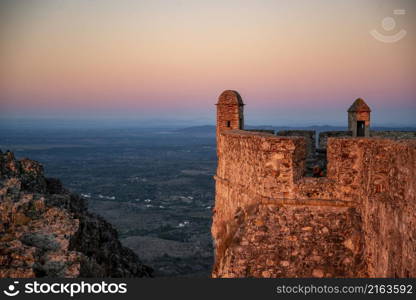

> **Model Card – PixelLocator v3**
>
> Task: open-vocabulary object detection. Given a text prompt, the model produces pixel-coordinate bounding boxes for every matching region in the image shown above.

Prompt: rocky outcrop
[0,150,152,278]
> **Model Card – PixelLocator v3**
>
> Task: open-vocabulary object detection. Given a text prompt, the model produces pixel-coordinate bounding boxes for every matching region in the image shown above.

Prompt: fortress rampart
[319,130,416,150]
[212,90,416,278]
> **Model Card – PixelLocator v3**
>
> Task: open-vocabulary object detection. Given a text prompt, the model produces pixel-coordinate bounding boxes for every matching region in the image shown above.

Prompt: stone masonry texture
[212,92,416,278]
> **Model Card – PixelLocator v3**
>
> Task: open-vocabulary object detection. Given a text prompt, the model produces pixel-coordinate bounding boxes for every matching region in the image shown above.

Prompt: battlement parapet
[217,130,306,199]
[213,90,416,278]
[276,130,316,158]
[318,131,351,149]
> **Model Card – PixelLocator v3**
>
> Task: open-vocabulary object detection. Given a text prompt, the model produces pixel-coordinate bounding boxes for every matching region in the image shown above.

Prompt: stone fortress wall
[319,130,416,150]
[212,90,416,278]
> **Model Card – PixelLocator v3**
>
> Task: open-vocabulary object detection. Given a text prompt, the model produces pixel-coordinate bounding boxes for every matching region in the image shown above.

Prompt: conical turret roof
[348,98,371,112]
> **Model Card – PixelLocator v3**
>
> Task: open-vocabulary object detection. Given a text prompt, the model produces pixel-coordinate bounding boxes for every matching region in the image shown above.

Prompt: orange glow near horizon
[0,0,415,125]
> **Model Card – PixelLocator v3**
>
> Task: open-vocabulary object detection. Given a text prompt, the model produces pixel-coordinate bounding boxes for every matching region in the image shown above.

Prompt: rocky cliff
[0,150,152,278]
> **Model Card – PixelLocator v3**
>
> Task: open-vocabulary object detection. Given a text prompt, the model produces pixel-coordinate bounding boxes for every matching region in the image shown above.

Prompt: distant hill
[172,125,216,136]
[372,126,416,131]
[173,125,215,133]
[173,125,416,136]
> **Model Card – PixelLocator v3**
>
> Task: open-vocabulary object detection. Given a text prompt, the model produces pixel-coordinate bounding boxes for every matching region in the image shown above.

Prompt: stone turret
[348,98,371,137]
[216,90,244,139]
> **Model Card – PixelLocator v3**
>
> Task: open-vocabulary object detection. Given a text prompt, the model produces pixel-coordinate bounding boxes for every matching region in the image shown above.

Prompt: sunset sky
[0,0,415,126]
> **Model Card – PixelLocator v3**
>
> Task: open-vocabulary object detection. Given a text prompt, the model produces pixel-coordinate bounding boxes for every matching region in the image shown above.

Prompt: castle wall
[325,138,365,202]
[213,130,306,272]
[213,130,416,277]
[213,204,365,278]
[358,139,416,277]
[315,138,416,277]
[216,130,306,199]
[276,130,316,158]
[318,131,351,149]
